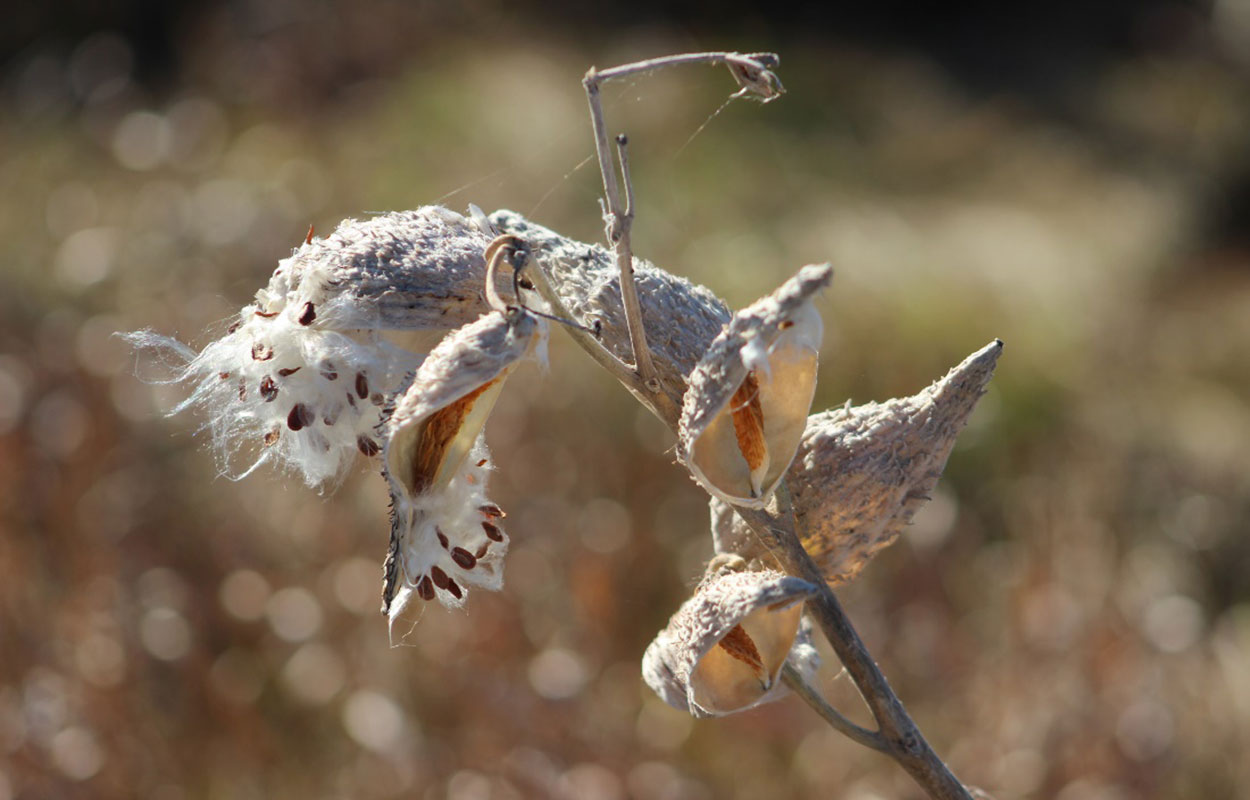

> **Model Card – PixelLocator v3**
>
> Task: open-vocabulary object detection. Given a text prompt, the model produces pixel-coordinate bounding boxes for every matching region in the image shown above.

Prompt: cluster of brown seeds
[409,507,507,604]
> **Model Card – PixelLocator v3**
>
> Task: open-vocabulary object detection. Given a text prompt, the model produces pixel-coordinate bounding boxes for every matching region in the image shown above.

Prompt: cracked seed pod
[381,307,543,632]
[711,340,1003,583]
[489,209,732,410]
[123,206,511,486]
[679,264,831,507]
[642,555,818,718]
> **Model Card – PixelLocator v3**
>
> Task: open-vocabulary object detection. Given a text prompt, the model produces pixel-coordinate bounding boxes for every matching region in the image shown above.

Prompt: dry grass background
[2,5,1250,799]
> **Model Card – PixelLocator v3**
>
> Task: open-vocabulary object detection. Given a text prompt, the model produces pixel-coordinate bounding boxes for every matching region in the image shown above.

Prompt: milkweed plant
[128,52,1001,800]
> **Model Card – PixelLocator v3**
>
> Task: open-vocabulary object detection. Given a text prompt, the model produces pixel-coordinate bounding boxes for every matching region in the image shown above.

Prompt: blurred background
[3,1,1250,798]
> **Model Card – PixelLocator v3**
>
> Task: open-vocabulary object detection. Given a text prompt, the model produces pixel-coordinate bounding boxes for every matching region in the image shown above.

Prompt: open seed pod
[122,205,515,487]
[679,264,831,508]
[381,306,543,629]
[710,340,1003,583]
[642,555,819,718]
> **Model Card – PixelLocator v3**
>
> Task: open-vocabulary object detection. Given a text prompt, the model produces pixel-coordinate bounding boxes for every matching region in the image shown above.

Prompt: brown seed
[263,430,280,446]
[474,543,488,559]
[370,392,384,406]
[476,458,488,467]
[717,624,766,678]
[355,372,369,399]
[445,579,462,599]
[346,392,357,409]
[436,528,449,549]
[304,224,314,246]
[297,302,316,326]
[778,319,795,330]
[451,547,477,570]
[259,375,278,402]
[251,342,274,361]
[321,370,337,381]
[287,403,312,431]
[482,521,504,542]
[278,367,301,377]
[227,321,241,334]
[322,408,337,426]
[416,575,435,601]
[218,371,230,380]
[238,379,247,401]
[430,566,450,590]
[479,504,505,519]
[356,436,380,457]
[254,310,278,318]
[729,371,767,474]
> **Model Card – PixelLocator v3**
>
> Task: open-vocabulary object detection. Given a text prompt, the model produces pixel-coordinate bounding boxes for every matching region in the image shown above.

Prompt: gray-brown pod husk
[642,557,819,717]
[263,206,515,332]
[489,209,733,411]
[711,340,1003,583]
[381,308,542,626]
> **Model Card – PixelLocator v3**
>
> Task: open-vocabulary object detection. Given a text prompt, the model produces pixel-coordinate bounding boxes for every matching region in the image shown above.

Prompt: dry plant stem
[735,502,973,800]
[521,250,677,420]
[577,50,968,799]
[587,51,780,85]
[781,662,886,753]
[584,72,659,395]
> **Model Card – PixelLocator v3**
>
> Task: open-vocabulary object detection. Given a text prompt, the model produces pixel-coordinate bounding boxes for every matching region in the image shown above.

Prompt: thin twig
[581,52,783,398]
[589,52,785,101]
[583,76,659,394]
[781,663,886,753]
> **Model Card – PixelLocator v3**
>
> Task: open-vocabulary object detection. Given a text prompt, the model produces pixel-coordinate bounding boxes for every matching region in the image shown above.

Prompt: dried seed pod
[642,557,818,718]
[679,264,831,507]
[269,206,517,332]
[711,340,1004,583]
[381,307,543,632]
[122,206,523,487]
[488,209,733,410]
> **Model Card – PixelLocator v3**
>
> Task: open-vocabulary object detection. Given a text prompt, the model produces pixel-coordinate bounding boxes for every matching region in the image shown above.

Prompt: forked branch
[583,52,785,400]
[563,51,973,800]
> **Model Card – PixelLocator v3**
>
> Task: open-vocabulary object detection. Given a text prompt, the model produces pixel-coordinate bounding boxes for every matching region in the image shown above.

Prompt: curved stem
[735,501,973,800]
[781,662,887,753]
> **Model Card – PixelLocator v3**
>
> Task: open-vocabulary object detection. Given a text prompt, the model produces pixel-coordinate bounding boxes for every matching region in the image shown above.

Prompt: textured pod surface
[381,309,542,629]
[123,205,512,486]
[711,340,1003,583]
[680,264,831,507]
[489,209,732,409]
[642,559,818,718]
[266,205,510,332]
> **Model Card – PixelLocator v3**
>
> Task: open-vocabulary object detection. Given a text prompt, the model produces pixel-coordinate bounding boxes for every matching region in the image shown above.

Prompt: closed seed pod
[710,340,1003,583]
[381,306,543,632]
[642,555,818,718]
[679,264,831,508]
[489,209,733,411]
